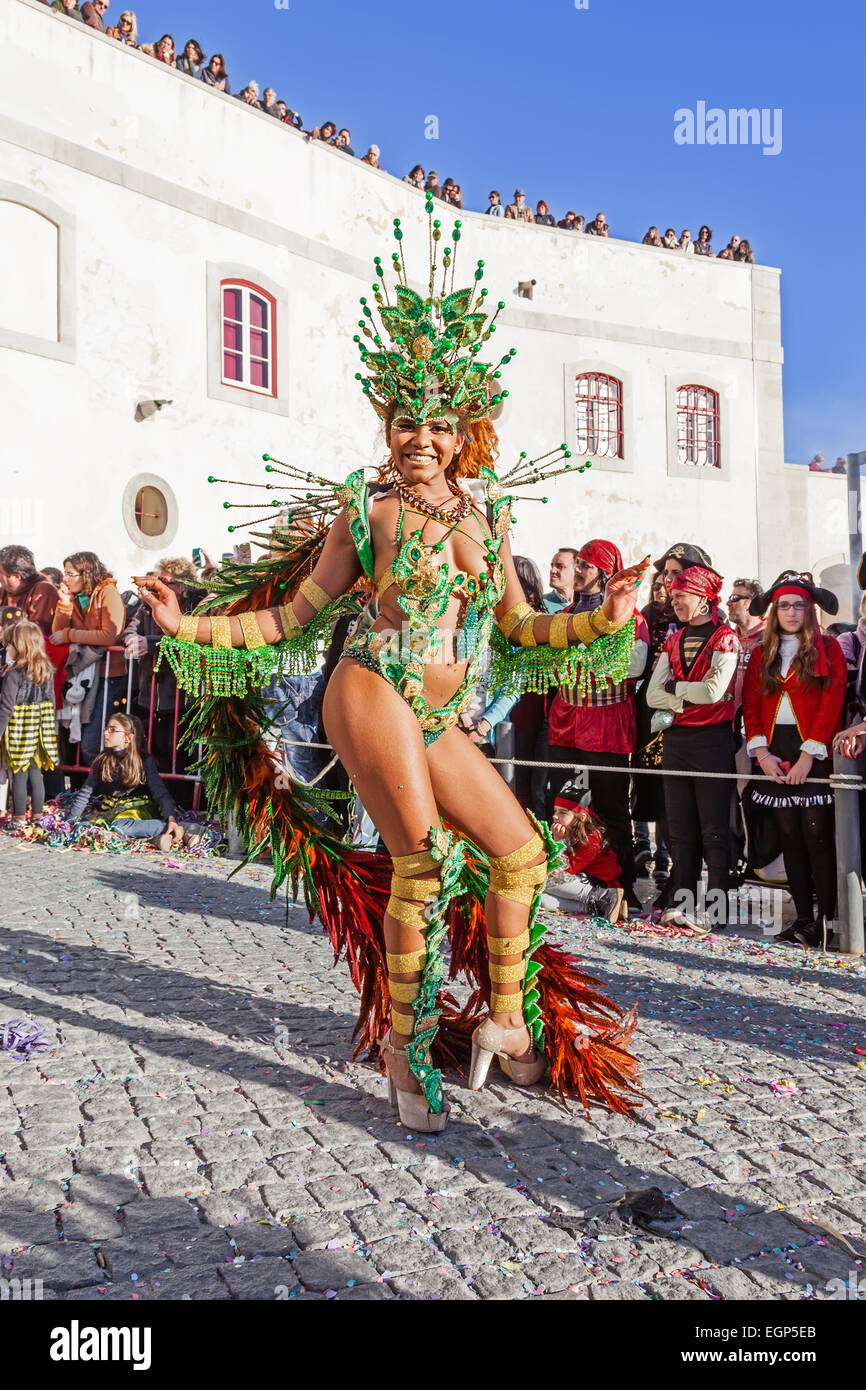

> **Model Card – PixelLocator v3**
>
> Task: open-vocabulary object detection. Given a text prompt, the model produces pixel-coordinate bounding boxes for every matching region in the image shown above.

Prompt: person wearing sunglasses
[742,573,847,948]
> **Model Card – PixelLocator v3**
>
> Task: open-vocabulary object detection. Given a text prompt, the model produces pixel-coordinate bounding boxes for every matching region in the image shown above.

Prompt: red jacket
[742,637,846,752]
[565,820,621,885]
[665,621,740,728]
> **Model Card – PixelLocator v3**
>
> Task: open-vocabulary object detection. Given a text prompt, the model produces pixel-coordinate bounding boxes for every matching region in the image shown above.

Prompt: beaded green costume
[155,203,641,1116]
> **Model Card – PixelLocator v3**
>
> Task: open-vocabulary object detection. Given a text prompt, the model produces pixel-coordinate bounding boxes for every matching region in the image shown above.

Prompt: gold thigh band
[386,896,430,929]
[487,929,530,956]
[391,849,438,876]
[386,948,426,973]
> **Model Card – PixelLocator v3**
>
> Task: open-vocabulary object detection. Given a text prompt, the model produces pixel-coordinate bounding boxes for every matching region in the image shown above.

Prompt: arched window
[220,279,277,396]
[574,372,623,459]
[676,385,720,468]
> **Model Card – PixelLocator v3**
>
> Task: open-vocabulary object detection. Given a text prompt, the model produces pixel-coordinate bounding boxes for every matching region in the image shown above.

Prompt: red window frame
[574,372,623,459]
[676,385,720,468]
[220,278,278,398]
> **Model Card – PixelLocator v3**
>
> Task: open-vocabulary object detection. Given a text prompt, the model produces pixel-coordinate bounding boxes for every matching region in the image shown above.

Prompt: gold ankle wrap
[491,834,544,872]
[487,928,530,956]
[391,849,438,876]
[386,896,430,929]
[386,948,426,973]
[490,990,522,1013]
[389,980,421,1003]
[489,960,527,983]
[390,875,438,902]
[489,861,548,905]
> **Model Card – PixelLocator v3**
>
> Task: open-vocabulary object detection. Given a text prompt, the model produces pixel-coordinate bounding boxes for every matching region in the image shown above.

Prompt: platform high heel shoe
[468,922,546,1091]
[381,1030,449,1132]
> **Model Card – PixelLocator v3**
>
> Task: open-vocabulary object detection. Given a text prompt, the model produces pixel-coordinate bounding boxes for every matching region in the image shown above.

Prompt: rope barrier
[273,737,858,787]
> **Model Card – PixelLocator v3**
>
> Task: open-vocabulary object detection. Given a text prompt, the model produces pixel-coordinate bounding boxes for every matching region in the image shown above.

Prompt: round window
[134,485,168,537]
[123,473,178,550]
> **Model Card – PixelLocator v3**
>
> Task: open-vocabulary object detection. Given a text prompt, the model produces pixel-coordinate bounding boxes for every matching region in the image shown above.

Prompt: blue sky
[126,0,865,467]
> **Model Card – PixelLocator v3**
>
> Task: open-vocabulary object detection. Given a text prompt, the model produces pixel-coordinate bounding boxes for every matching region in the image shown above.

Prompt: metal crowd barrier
[54,646,202,810]
[49,653,865,954]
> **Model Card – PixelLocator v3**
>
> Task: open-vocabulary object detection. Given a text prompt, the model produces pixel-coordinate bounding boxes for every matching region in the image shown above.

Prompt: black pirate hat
[748,570,839,619]
[653,541,713,573]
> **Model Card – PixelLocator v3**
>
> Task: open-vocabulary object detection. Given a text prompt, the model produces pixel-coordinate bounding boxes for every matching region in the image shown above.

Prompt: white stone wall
[1,0,787,597]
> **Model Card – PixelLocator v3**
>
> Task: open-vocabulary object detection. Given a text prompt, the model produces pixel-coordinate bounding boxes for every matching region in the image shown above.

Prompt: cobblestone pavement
[1,836,864,1303]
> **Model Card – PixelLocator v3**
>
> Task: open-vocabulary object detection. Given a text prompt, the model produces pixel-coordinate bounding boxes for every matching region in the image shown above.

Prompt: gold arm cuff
[278,604,300,639]
[489,862,549,905]
[210,616,232,649]
[518,615,538,648]
[391,849,438,876]
[489,960,527,984]
[238,611,266,650]
[388,980,421,1003]
[386,896,430,929]
[386,948,427,973]
[491,990,523,1013]
[491,834,545,873]
[589,607,621,636]
[375,565,396,604]
[176,615,199,643]
[570,611,596,646]
[390,875,438,902]
[549,613,570,649]
[498,600,534,641]
[299,576,332,613]
[487,929,530,956]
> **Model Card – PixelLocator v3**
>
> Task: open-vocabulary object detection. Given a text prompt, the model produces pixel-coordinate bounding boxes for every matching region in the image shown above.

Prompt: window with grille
[676,385,720,468]
[574,372,623,459]
[221,280,276,396]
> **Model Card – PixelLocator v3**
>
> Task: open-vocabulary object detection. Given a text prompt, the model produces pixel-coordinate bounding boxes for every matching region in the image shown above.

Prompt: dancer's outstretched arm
[494,535,649,647]
[134,512,363,644]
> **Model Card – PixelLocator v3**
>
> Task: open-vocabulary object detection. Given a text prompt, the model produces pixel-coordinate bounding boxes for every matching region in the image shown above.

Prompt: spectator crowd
[1,526,862,948]
[40,1,758,263]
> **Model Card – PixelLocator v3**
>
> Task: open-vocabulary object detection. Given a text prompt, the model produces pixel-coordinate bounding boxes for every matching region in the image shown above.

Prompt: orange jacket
[52,578,126,678]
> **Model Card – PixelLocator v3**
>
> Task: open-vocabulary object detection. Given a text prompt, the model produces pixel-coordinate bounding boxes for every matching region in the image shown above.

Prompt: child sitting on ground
[540,783,624,922]
[66,712,202,851]
[0,619,60,829]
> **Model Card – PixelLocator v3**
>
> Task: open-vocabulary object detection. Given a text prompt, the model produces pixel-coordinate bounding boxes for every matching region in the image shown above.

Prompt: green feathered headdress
[353,200,516,423]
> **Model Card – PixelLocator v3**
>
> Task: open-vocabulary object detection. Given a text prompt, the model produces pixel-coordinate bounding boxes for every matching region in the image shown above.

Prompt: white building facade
[1,0,800,596]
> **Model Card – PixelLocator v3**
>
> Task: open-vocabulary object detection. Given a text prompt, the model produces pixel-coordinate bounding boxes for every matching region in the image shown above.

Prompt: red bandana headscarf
[773,583,829,677]
[669,565,724,619]
[578,539,623,577]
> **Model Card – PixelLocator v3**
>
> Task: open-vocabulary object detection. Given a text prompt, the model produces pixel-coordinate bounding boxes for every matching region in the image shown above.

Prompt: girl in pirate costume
[647,566,740,933]
[135,208,648,1131]
[743,573,846,948]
